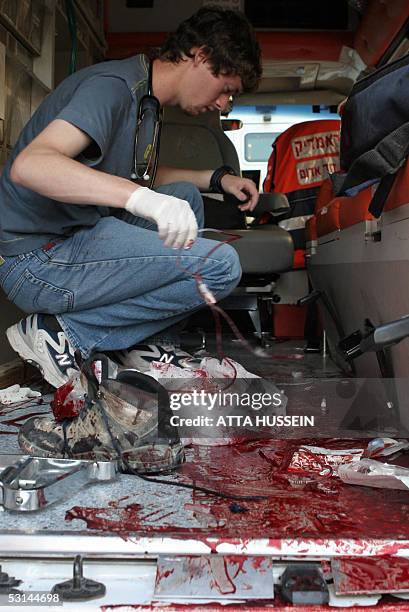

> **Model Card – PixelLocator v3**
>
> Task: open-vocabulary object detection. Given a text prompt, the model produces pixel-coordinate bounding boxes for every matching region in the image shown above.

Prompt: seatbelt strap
[368,172,398,218]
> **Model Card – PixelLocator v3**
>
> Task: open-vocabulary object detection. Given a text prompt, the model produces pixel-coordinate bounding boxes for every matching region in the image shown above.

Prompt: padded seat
[339,188,373,228]
[384,157,409,213]
[159,106,294,280]
[316,199,341,237]
[313,181,374,238]
[158,105,294,340]
[205,226,294,275]
[315,177,335,212]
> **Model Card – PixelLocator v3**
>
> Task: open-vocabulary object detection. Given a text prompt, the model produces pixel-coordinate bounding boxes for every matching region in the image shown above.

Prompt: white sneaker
[113,343,194,373]
[6,314,77,388]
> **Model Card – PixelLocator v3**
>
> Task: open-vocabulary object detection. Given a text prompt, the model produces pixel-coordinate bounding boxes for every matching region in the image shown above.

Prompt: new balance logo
[55,354,73,367]
[159,353,174,364]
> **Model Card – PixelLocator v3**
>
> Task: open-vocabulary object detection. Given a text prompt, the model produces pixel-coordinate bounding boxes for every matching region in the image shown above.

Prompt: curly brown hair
[159,6,262,93]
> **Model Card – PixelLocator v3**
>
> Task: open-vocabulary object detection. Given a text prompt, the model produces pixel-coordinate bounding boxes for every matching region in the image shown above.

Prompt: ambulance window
[244,133,279,162]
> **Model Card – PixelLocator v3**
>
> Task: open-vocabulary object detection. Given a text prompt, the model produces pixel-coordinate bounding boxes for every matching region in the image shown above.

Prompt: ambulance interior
[0,0,409,606]
[154,0,409,428]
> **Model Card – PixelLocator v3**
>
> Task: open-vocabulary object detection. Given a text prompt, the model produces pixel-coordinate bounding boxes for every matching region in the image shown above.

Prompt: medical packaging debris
[338,459,409,491]
[287,445,364,477]
[0,384,41,406]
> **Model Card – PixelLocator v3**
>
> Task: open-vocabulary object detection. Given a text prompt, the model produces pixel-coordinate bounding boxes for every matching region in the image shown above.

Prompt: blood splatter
[155,566,174,584]
[333,556,409,595]
[65,438,409,546]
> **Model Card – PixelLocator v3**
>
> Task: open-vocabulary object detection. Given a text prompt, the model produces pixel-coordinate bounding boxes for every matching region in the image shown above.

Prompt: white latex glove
[0,384,41,405]
[125,187,198,249]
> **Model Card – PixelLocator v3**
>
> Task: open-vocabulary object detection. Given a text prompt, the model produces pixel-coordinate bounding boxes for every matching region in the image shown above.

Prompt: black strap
[268,142,278,192]
[81,352,110,401]
[368,172,398,218]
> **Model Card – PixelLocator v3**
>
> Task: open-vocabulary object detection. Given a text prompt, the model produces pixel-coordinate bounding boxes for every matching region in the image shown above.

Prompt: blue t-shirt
[0,54,150,255]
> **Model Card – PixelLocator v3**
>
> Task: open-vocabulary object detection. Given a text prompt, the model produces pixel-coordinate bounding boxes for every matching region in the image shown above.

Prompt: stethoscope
[130,59,163,189]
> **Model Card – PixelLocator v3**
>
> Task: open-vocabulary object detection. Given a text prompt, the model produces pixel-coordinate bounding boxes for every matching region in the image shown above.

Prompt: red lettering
[293,139,303,156]
[325,135,334,148]
[316,136,325,150]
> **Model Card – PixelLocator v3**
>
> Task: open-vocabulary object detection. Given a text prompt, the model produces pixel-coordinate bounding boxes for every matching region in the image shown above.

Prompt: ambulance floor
[0,337,407,559]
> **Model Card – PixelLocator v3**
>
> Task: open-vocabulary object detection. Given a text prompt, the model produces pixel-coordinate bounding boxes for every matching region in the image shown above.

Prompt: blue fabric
[344,178,379,197]
[0,183,241,357]
[0,55,149,255]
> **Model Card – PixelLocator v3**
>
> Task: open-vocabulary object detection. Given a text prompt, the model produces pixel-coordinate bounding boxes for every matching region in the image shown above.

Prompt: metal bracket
[0,455,118,512]
[339,314,409,362]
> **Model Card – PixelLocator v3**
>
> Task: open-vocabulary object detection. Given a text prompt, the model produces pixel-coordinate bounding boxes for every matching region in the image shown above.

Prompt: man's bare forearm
[10,149,138,209]
[155,166,213,191]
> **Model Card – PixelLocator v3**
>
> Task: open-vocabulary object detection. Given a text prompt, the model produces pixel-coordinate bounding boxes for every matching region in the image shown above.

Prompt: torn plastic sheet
[338,459,409,491]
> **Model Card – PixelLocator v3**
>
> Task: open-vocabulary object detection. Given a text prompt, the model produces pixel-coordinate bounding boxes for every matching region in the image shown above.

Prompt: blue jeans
[0,182,241,357]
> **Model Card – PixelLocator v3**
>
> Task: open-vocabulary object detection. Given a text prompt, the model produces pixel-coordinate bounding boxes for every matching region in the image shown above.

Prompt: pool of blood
[65,438,409,542]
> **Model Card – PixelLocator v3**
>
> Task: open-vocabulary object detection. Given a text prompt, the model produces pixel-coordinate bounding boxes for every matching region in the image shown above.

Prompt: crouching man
[0,6,261,468]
